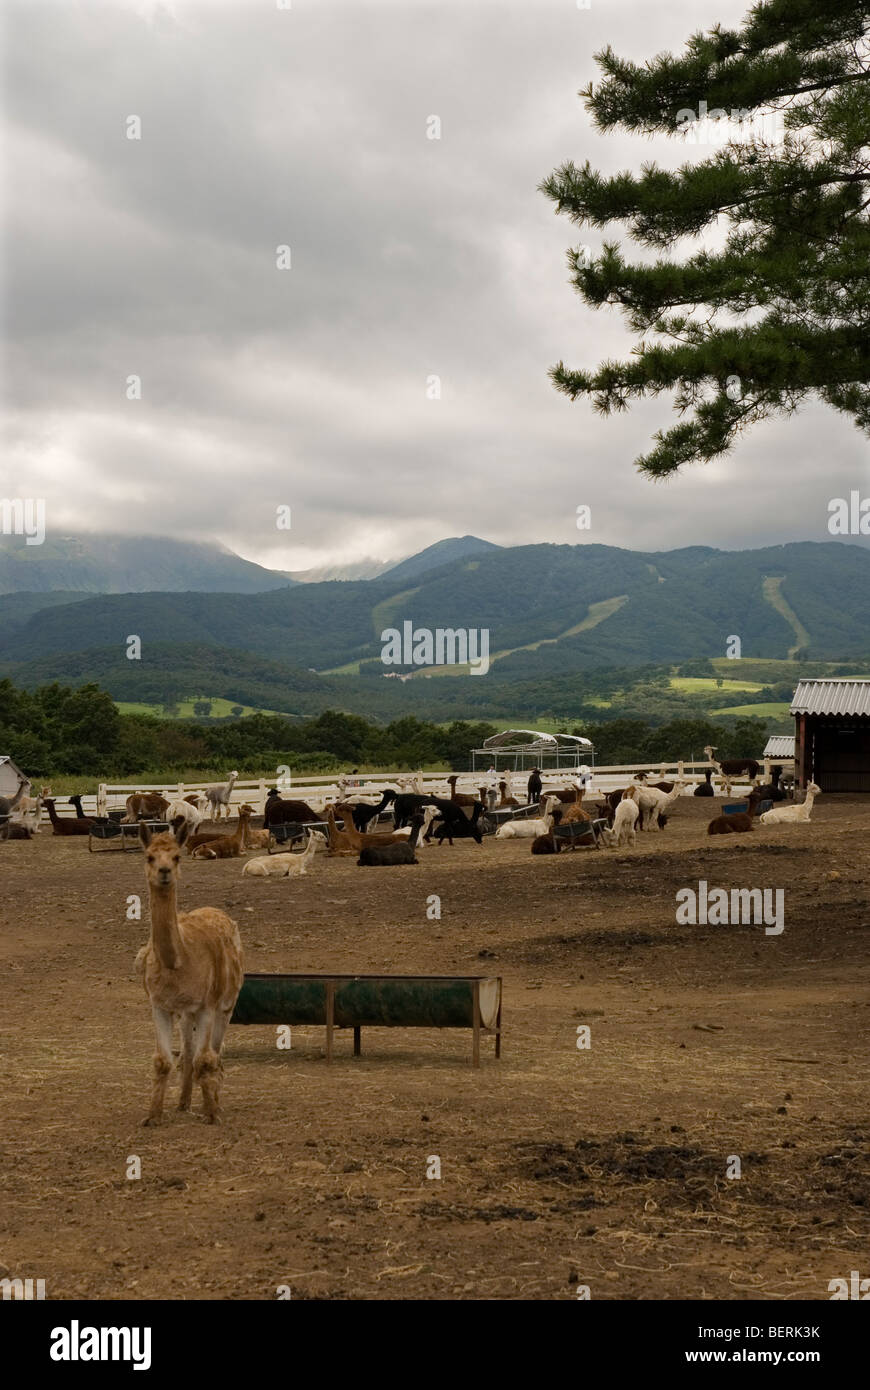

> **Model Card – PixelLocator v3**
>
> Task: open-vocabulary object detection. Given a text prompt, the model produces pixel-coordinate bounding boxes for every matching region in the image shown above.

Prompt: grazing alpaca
[123,792,170,824]
[43,797,93,836]
[430,810,484,846]
[263,794,324,827]
[243,829,320,877]
[0,776,29,841]
[350,789,396,830]
[600,790,640,848]
[357,814,426,866]
[135,821,243,1124]
[165,798,206,830]
[201,771,238,820]
[707,790,763,836]
[190,808,252,859]
[760,782,821,825]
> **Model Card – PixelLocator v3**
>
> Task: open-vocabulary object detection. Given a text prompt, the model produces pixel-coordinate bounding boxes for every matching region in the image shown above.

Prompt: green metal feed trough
[232,973,502,1067]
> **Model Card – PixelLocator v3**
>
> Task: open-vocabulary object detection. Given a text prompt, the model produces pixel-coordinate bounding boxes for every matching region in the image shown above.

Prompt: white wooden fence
[29,755,792,821]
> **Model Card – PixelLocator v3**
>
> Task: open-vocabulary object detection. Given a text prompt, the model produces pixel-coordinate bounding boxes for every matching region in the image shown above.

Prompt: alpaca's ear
[139,821,152,848]
[173,819,189,849]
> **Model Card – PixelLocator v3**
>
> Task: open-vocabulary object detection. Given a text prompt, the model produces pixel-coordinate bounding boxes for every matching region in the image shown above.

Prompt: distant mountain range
[0,533,295,595]
[0,530,500,595]
[2,541,869,719]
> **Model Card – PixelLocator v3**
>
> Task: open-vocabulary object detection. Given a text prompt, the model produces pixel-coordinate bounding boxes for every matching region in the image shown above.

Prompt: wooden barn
[0,755,28,799]
[791,680,870,792]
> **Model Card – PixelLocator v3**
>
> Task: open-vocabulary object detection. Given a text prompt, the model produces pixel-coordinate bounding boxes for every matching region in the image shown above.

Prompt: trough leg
[495,982,503,1059]
[325,981,335,1063]
[472,981,480,1069]
[353,1025,361,1057]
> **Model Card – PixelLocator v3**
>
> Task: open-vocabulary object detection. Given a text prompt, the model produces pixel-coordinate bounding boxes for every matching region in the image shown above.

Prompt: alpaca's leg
[193,1009,221,1121]
[144,1006,174,1125]
[209,1008,234,1073]
[178,1013,195,1111]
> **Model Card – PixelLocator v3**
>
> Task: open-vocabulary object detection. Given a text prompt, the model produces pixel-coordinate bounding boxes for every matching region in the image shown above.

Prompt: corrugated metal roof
[763,735,794,757]
[790,679,870,716]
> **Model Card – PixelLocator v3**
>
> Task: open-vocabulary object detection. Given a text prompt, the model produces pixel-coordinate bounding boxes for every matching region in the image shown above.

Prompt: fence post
[259,778,266,813]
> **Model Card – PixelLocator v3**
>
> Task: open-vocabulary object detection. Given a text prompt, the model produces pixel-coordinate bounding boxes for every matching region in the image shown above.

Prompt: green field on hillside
[669,676,764,693]
[116,697,286,720]
[714,701,792,719]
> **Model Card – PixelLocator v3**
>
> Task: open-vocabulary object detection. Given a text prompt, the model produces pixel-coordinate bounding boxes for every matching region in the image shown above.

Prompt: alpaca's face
[143,833,182,890]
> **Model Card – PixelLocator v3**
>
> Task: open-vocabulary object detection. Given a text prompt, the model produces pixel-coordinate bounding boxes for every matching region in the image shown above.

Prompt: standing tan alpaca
[136,821,244,1125]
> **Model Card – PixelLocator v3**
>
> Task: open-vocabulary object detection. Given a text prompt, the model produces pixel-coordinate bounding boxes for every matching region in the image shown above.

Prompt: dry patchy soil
[1,796,868,1301]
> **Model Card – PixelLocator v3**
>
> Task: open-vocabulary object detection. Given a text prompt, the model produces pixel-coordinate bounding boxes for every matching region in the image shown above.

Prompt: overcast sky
[3,0,866,572]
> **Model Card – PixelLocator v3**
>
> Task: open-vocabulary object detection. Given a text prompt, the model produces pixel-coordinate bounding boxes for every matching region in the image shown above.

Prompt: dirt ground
[1,794,868,1302]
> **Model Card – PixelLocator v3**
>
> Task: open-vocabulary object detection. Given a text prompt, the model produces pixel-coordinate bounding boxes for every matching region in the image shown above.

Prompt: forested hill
[2,542,868,681]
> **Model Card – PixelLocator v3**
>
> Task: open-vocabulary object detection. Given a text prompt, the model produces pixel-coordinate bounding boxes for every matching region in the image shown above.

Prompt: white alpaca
[630,780,688,830]
[495,796,559,840]
[760,782,821,825]
[601,793,639,848]
[204,771,238,819]
[242,831,320,878]
[165,798,206,829]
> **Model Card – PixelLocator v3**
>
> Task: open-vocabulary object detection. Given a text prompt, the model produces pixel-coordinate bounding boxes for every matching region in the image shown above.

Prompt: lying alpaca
[43,797,93,837]
[326,807,355,856]
[191,808,252,859]
[357,814,426,865]
[531,808,564,854]
[759,782,821,825]
[707,790,763,836]
[243,829,320,877]
[495,796,560,840]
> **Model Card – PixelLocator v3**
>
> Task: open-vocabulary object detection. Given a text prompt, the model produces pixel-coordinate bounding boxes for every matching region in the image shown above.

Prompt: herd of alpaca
[0,759,826,1126]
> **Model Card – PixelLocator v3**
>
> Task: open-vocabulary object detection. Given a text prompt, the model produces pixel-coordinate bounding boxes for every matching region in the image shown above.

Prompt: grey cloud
[3,0,866,570]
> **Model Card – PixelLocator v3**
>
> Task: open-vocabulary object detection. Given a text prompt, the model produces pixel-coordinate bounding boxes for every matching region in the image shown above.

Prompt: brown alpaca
[334,803,418,850]
[497,780,520,808]
[43,797,92,836]
[326,806,355,856]
[136,821,243,1124]
[239,804,270,850]
[186,806,247,853]
[707,791,763,836]
[446,775,480,808]
[122,792,170,823]
[562,788,591,824]
[191,807,252,859]
[545,785,586,805]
